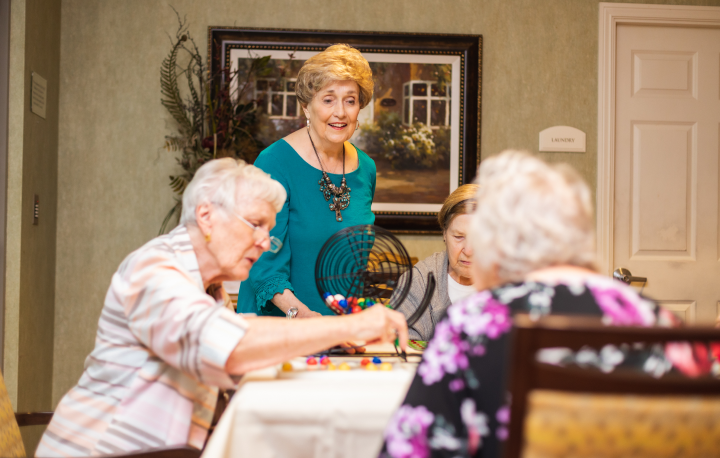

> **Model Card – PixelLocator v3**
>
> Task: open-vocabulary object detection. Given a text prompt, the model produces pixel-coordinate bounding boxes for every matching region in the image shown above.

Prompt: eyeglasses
[234,212,283,254]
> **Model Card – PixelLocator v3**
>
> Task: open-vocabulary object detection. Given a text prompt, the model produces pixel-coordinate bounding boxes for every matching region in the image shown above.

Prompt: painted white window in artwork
[254,78,300,119]
[402,80,451,128]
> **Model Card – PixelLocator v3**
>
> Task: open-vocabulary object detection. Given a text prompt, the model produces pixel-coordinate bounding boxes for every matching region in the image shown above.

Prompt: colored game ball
[306,357,318,365]
[372,357,382,364]
[379,362,393,371]
[351,305,362,314]
[330,300,343,314]
[339,299,348,308]
[323,292,332,300]
[338,362,351,371]
[320,356,330,366]
[365,363,377,371]
[334,294,345,302]
[327,363,336,371]
[281,362,293,372]
[360,358,370,367]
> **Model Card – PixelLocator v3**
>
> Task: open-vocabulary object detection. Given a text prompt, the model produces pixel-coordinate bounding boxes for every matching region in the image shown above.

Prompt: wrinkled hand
[296,308,323,319]
[347,305,408,351]
[337,341,366,354]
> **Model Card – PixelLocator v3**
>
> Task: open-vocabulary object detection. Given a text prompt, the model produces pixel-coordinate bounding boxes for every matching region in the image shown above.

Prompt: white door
[614,24,720,324]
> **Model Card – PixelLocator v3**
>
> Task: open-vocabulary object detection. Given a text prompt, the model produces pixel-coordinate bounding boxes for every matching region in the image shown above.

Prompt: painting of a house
[230,49,461,213]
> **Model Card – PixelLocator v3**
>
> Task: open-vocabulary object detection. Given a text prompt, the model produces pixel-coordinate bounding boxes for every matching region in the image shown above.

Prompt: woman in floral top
[380,151,683,458]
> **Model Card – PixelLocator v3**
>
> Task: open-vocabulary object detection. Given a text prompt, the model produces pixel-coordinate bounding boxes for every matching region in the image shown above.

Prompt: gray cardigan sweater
[396,251,451,341]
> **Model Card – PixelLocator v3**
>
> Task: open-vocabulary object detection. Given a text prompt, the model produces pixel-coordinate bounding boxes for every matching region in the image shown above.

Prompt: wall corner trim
[4,0,26,408]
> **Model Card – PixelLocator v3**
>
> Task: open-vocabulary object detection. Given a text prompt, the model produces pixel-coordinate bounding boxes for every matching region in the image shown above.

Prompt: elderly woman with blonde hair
[37,159,407,457]
[237,44,377,331]
[379,151,676,458]
[396,184,479,340]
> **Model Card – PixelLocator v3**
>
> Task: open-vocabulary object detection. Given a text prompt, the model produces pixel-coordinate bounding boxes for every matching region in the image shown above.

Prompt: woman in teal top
[237,44,377,318]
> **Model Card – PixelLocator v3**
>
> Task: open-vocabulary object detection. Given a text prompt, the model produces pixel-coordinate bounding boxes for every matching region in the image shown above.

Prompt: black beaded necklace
[307,128,351,222]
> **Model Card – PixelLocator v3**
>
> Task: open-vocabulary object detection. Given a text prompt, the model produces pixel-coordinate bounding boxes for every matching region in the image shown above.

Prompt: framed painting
[208,27,482,233]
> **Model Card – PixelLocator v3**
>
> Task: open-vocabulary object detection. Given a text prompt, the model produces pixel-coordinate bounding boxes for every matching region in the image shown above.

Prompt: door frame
[596,2,720,275]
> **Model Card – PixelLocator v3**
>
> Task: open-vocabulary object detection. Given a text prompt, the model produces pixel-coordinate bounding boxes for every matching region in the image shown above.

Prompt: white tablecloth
[203,344,419,458]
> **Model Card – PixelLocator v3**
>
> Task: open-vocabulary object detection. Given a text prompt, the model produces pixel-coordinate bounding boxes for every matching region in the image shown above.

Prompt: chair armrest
[15,412,53,427]
[106,446,202,458]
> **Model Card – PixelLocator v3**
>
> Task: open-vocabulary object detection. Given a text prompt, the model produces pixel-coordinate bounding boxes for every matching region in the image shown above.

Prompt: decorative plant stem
[159,10,268,234]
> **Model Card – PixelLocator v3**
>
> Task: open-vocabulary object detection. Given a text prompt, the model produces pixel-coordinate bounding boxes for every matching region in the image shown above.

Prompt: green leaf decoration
[160,37,192,136]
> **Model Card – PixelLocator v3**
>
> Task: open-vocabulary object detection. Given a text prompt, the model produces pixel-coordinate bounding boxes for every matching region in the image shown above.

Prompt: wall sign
[539,125,586,152]
[31,72,47,119]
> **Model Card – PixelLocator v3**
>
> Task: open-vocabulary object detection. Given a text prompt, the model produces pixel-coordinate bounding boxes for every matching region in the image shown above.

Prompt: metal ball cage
[315,225,414,315]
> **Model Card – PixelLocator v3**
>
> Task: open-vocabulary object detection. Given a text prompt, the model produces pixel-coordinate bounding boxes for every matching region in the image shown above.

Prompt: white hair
[469,150,596,283]
[180,158,286,225]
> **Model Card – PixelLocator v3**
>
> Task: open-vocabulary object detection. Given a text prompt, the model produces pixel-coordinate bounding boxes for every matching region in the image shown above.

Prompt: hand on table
[337,341,366,354]
[296,308,322,319]
[296,310,364,353]
[347,305,408,351]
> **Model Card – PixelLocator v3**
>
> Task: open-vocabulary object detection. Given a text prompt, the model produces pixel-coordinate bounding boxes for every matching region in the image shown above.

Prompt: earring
[205,233,212,243]
[306,119,310,127]
[355,122,359,131]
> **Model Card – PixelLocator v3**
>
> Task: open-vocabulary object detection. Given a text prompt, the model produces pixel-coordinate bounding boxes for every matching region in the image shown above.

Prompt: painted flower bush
[359,111,450,169]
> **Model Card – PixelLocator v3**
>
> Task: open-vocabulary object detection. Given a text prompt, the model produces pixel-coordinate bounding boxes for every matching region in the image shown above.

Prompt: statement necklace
[307,128,351,222]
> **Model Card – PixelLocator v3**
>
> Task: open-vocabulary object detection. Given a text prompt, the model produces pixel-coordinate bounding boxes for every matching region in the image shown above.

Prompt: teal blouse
[237,139,376,316]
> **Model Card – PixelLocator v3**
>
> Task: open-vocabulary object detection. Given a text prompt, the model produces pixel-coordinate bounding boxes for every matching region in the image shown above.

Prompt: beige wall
[52,0,720,405]
[4,0,61,452]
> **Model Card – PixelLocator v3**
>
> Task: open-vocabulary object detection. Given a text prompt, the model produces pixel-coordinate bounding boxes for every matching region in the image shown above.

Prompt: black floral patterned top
[378,275,705,458]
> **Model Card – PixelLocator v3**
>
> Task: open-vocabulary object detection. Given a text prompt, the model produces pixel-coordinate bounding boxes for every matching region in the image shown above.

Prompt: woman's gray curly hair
[180,158,286,225]
[469,150,596,283]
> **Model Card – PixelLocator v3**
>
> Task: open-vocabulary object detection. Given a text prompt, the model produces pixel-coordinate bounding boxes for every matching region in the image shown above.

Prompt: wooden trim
[15,411,53,427]
[596,3,720,275]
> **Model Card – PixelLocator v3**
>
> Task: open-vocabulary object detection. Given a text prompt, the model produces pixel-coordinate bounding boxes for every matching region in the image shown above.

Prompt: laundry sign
[539,126,586,153]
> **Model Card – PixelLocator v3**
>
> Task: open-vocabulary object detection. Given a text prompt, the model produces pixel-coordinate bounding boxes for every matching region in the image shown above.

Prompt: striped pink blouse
[37,226,248,456]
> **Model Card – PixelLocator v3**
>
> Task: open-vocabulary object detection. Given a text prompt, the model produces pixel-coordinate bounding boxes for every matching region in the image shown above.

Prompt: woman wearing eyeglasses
[37,159,407,457]
[236,44,376,323]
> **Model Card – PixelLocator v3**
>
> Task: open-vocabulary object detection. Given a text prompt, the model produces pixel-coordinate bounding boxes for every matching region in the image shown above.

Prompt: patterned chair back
[505,315,720,458]
[523,390,720,458]
[0,370,25,457]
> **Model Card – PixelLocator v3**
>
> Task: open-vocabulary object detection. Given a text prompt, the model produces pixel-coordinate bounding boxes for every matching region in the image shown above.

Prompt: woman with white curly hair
[38,158,407,457]
[379,150,677,458]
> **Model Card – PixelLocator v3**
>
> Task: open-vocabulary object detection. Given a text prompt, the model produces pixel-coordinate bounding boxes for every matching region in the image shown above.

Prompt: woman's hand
[226,304,409,375]
[297,308,322,319]
[347,305,408,351]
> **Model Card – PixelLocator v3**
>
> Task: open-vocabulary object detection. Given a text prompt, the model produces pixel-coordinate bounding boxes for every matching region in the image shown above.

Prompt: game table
[202,343,422,458]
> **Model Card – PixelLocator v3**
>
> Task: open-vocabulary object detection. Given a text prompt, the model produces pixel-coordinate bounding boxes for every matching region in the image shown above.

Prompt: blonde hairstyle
[296,44,374,109]
[438,184,479,232]
[469,150,596,283]
[180,158,287,225]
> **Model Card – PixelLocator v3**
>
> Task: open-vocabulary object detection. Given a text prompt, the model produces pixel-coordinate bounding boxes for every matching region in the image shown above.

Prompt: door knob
[613,268,647,285]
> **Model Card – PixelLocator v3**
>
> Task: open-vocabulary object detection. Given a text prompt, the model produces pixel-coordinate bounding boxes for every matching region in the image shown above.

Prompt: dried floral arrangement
[159,12,270,233]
